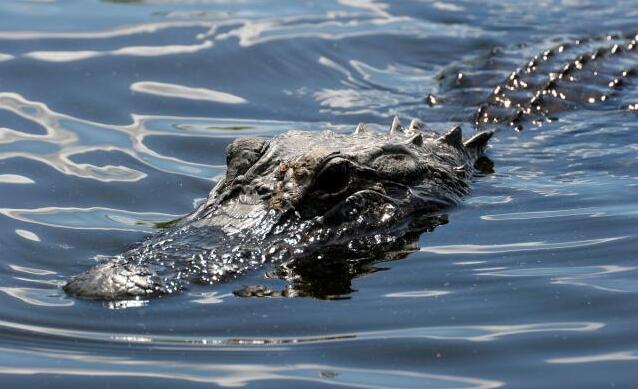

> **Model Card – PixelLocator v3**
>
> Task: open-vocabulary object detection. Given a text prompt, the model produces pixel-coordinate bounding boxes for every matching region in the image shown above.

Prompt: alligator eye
[315,161,350,195]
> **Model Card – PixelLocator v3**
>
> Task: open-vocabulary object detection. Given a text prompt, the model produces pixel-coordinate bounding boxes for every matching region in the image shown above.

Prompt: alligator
[64,118,492,300]
[436,32,638,131]
[64,31,638,301]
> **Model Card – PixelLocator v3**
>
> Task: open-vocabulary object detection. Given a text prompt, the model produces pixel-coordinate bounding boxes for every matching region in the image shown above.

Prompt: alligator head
[64,117,492,300]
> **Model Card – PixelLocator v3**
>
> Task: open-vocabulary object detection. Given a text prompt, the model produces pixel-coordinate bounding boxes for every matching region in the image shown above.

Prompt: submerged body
[64,118,492,300]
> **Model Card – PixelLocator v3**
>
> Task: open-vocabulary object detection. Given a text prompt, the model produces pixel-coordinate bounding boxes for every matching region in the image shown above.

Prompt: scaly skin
[64,117,492,300]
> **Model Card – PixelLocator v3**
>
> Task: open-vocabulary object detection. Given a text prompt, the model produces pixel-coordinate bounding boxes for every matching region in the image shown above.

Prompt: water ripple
[0,21,215,40]
[0,320,604,348]
[0,346,504,389]
[384,290,450,298]
[9,264,56,276]
[419,236,626,255]
[0,174,34,184]
[1,207,180,232]
[216,13,489,47]
[547,351,638,364]
[15,228,40,242]
[0,287,72,307]
[0,92,225,181]
[24,40,214,62]
[131,81,246,104]
[476,265,638,293]
[481,207,607,221]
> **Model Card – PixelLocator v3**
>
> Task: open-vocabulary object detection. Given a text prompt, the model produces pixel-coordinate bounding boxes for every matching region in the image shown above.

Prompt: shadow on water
[236,214,450,300]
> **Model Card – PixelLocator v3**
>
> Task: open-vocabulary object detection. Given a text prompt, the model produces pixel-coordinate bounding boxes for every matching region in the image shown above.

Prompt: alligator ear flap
[354,123,368,135]
[407,133,423,146]
[437,126,463,148]
[389,116,402,135]
[463,131,493,154]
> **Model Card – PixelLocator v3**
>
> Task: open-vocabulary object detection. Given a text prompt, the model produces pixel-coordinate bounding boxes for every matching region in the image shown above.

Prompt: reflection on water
[0,0,637,388]
[477,265,638,293]
[24,39,214,62]
[384,290,450,298]
[2,207,181,232]
[419,236,625,254]
[0,92,227,181]
[0,287,72,307]
[0,345,505,389]
[14,228,40,242]
[0,174,33,184]
[547,351,638,364]
[0,317,604,347]
[131,81,246,104]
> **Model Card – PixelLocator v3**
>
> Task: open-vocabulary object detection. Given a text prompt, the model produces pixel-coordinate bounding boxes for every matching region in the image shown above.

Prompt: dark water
[1,1,637,387]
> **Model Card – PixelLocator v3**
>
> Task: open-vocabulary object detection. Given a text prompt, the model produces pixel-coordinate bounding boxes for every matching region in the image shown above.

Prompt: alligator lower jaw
[63,260,169,300]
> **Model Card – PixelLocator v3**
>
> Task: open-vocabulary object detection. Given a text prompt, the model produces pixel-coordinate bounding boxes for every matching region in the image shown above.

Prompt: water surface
[0,1,637,388]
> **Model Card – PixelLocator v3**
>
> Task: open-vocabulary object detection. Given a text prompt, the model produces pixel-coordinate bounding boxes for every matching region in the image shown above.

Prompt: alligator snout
[64,260,166,300]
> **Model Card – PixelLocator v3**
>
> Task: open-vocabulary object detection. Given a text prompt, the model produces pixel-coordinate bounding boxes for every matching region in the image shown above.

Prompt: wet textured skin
[64,117,492,300]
